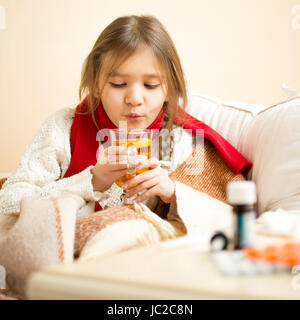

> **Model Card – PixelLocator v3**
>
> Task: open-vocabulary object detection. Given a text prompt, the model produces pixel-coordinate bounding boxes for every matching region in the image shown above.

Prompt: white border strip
[0,5,6,30]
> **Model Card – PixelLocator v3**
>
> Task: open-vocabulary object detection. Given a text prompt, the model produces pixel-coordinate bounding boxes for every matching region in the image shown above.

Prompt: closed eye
[109,82,160,89]
[110,82,126,88]
[145,84,160,89]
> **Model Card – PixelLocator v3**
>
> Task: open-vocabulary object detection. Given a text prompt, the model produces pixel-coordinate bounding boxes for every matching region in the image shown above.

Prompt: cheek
[101,87,123,115]
[146,103,163,122]
[147,91,166,110]
[102,87,121,104]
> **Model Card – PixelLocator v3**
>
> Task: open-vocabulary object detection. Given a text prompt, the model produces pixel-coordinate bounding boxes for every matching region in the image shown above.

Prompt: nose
[125,85,144,107]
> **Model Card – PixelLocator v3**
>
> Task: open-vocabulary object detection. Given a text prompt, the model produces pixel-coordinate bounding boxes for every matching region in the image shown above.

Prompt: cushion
[185,87,300,215]
[239,97,300,214]
[184,88,266,152]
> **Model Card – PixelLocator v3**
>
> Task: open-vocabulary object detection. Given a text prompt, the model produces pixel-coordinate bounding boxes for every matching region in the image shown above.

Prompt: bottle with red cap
[226,181,257,250]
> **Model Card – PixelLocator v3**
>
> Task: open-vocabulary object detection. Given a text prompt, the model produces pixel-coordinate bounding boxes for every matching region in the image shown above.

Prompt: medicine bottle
[226,181,257,250]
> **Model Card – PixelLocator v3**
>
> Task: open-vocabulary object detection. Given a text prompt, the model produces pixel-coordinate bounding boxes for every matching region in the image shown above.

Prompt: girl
[0,15,251,216]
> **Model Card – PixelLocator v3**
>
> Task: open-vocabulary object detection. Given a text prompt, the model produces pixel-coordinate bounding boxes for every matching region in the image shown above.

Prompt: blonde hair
[79,15,187,129]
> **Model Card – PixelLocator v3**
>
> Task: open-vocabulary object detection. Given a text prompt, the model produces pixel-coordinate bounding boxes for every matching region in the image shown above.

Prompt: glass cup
[108,128,153,207]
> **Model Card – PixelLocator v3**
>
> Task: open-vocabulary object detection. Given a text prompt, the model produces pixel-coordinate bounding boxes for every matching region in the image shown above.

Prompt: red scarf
[64,98,252,211]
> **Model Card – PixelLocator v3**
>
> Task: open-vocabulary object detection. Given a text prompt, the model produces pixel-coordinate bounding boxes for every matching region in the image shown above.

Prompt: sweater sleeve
[0,108,103,213]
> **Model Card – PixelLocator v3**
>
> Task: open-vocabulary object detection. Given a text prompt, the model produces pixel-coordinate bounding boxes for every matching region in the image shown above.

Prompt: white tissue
[256,208,300,239]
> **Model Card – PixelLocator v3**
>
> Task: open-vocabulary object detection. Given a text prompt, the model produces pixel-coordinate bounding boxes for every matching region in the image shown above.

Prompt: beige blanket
[0,141,245,299]
[0,196,182,299]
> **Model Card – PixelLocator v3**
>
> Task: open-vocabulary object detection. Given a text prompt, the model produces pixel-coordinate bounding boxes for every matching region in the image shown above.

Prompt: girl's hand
[91,146,144,192]
[122,158,176,204]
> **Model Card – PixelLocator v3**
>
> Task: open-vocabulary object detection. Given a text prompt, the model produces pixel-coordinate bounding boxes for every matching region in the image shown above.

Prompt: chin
[123,119,148,129]
[127,123,146,130]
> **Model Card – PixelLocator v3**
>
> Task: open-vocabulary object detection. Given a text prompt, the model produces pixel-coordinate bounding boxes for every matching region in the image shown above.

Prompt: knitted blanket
[0,141,245,299]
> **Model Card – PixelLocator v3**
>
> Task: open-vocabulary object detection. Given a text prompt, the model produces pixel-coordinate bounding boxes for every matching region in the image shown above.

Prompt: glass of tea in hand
[108,128,153,207]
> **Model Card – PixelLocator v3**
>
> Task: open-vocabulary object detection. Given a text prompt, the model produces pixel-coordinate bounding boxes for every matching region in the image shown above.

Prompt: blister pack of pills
[211,242,300,276]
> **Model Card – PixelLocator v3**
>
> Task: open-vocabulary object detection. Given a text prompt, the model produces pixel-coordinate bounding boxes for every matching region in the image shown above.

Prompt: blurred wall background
[0,0,300,173]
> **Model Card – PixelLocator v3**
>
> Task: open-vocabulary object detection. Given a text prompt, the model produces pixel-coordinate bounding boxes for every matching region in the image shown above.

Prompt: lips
[125,113,145,121]
[126,113,144,118]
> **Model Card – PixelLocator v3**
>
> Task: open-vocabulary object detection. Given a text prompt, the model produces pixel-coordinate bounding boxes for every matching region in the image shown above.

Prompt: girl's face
[100,47,168,129]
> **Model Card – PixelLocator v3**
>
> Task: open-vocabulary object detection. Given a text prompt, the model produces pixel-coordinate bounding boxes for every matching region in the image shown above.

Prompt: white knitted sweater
[0,108,195,214]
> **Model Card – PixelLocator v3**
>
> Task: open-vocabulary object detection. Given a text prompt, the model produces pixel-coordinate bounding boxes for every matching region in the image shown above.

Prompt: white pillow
[185,88,300,216]
[239,97,300,215]
[185,89,265,153]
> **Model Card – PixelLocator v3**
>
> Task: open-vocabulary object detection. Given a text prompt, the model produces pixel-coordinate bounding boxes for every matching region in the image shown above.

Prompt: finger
[123,166,159,189]
[114,168,131,178]
[125,177,158,198]
[137,157,160,170]
[128,154,148,165]
[99,162,128,171]
[135,186,159,203]
[127,155,148,170]
[105,169,129,184]
[108,154,128,164]
[104,146,127,164]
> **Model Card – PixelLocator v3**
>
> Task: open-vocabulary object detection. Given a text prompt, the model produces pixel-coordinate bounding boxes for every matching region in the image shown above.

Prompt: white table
[26,234,300,300]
